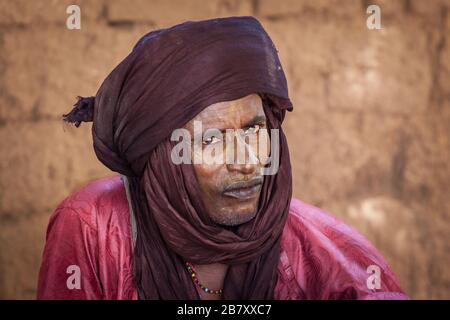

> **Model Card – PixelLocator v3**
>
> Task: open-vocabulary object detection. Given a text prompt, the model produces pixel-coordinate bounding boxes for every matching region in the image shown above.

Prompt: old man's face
[183,94,269,226]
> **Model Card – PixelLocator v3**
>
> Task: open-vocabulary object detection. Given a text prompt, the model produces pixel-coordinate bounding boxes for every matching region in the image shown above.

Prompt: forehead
[185,94,265,130]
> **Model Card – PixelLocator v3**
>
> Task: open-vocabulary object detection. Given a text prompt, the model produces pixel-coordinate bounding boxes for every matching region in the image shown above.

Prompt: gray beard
[211,209,258,226]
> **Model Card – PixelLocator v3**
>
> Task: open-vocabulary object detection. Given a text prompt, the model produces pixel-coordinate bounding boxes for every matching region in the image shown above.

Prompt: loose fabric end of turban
[62,96,95,127]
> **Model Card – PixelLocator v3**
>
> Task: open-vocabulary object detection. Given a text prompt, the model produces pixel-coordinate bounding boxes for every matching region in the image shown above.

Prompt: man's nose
[226,132,258,174]
[226,161,257,174]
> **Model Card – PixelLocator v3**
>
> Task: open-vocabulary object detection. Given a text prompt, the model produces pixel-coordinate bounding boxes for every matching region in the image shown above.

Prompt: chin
[211,204,258,227]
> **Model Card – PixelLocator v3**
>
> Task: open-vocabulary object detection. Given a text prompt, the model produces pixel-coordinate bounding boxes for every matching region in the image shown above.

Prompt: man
[37,16,408,300]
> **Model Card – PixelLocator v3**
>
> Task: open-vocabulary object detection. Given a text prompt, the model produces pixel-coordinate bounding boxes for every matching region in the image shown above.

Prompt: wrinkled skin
[183,94,269,226]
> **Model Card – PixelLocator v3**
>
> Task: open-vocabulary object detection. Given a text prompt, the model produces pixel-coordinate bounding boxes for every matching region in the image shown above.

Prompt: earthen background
[0,0,449,299]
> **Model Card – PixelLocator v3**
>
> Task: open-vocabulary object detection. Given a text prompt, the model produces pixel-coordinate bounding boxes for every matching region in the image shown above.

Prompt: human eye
[202,135,222,145]
[244,124,261,135]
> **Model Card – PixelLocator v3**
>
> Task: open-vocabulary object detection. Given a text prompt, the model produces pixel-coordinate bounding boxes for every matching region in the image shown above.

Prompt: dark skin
[183,93,269,299]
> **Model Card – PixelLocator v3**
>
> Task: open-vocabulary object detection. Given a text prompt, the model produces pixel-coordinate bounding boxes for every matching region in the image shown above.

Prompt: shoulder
[49,175,129,232]
[284,198,386,263]
[62,175,127,207]
[38,175,131,299]
[279,198,408,299]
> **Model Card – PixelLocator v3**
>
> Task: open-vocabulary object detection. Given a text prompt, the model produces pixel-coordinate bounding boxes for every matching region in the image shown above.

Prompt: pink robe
[37,176,408,300]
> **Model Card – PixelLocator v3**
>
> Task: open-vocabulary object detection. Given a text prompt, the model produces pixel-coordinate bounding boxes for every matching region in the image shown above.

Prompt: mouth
[222,176,263,200]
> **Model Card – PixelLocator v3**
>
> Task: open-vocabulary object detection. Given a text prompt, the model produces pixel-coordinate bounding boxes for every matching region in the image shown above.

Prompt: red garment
[37,176,408,300]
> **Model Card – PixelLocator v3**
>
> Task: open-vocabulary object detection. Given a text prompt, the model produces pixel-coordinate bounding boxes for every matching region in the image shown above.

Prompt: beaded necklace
[185,262,223,295]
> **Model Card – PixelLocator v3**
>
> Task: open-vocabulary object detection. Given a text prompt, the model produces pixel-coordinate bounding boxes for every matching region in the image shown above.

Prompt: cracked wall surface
[0,0,449,299]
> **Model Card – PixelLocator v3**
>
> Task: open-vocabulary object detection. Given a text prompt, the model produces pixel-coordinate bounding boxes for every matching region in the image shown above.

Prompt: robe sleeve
[37,200,103,299]
[283,199,410,300]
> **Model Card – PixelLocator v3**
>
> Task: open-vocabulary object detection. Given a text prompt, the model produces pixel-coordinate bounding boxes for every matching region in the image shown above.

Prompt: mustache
[223,176,264,192]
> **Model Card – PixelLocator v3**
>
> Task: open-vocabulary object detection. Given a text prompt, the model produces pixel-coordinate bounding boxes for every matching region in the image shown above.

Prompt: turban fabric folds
[63,16,294,299]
